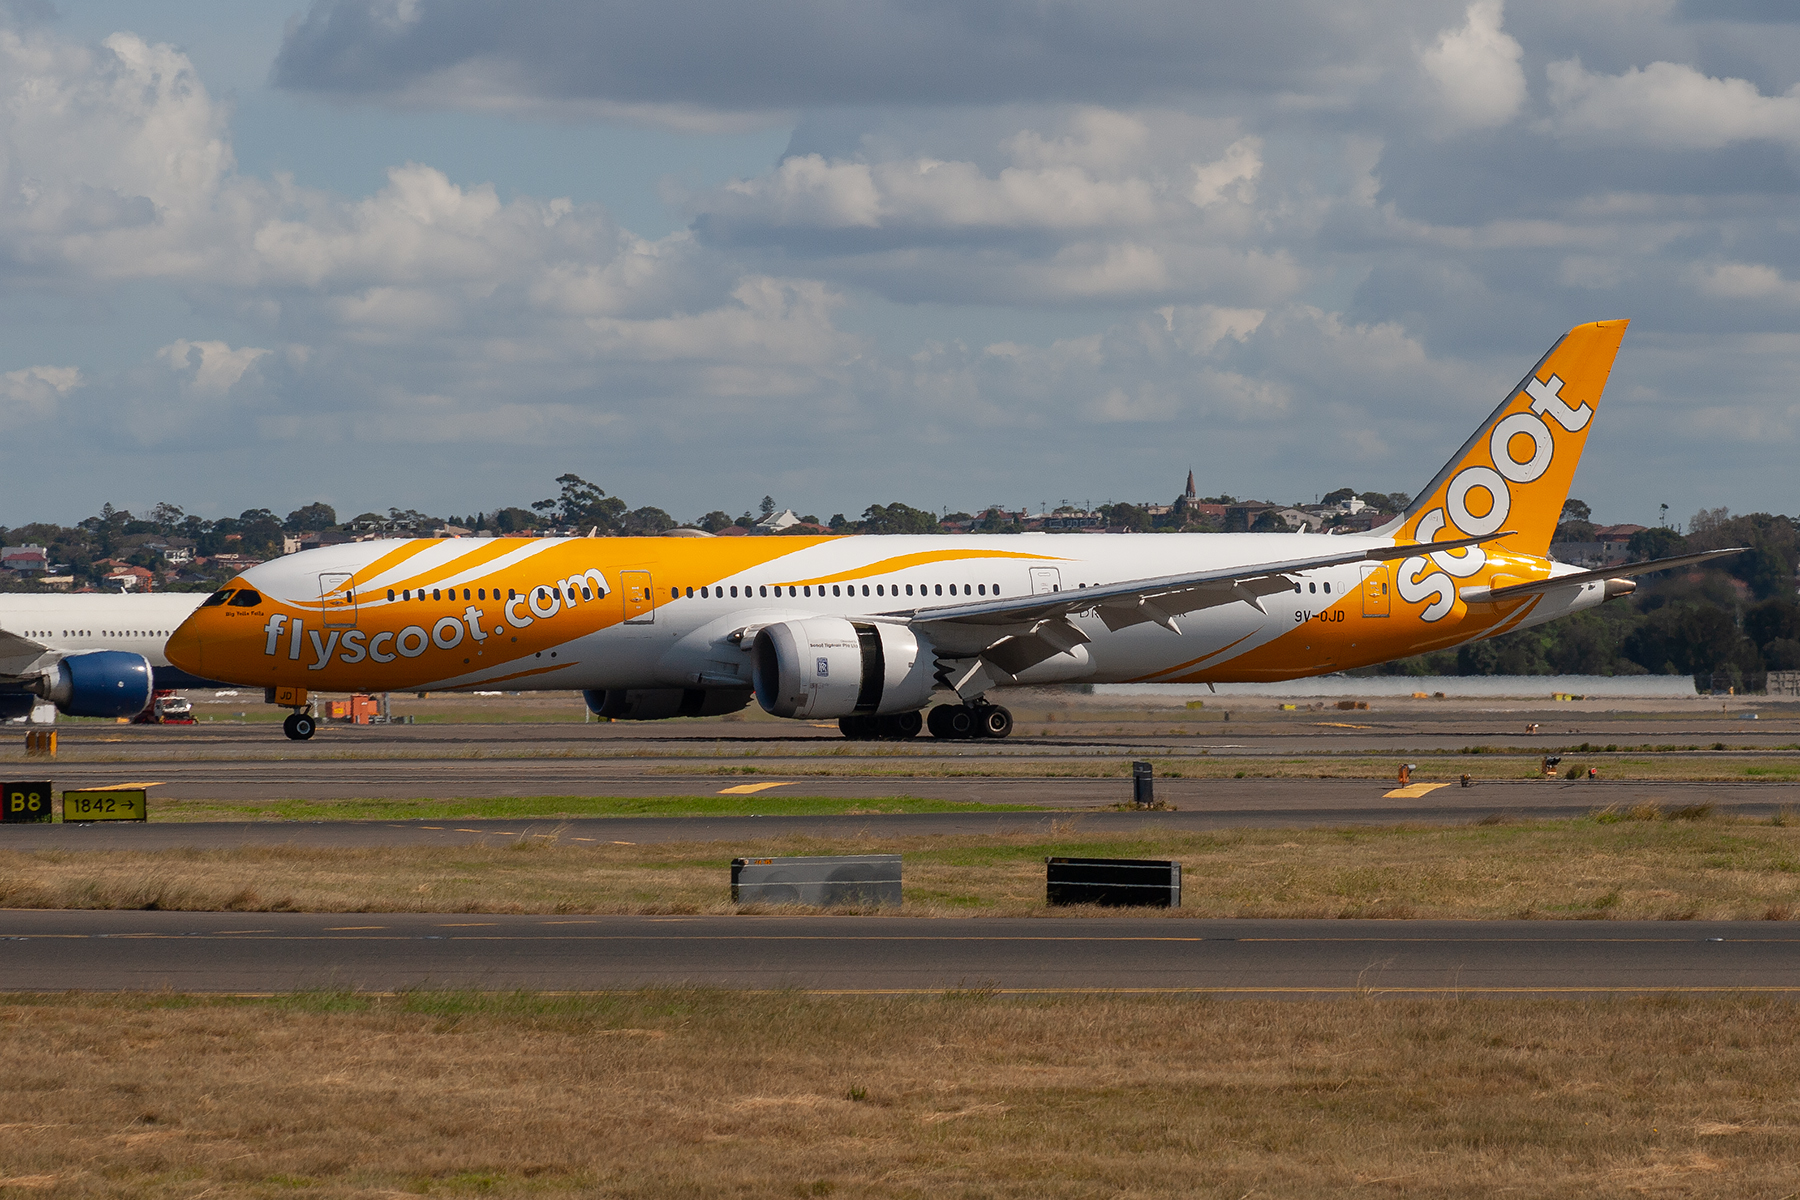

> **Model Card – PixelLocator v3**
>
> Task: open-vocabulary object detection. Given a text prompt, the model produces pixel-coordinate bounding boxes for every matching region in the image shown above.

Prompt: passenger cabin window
[227,590,262,607]
[1324,582,1331,594]
[759,586,767,597]
[200,589,233,607]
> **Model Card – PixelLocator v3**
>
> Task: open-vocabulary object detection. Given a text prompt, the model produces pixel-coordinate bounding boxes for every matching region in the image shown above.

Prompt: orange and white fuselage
[167,321,1664,722]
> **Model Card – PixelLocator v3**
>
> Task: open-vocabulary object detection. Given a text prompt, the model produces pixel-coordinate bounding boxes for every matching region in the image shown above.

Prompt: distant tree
[1627,527,1687,563]
[285,502,337,532]
[1764,639,1800,669]
[618,506,675,536]
[697,511,736,533]
[979,507,1021,534]
[1561,498,1592,523]
[1320,487,1355,506]
[491,507,539,534]
[828,514,849,531]
[532,474,627,532]
[1250,509,1287,532]
[857,502,942,534]
[232,509,285,556]
[1554,520,1597,543]
[760,495,776,518]
[1689,506,1731,536]
[1745,598,1800,654]
[1100,502,1151,532]
[148,502,185,534]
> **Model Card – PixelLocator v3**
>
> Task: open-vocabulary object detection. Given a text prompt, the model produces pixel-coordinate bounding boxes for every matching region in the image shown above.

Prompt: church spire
[1185,469,1196,501]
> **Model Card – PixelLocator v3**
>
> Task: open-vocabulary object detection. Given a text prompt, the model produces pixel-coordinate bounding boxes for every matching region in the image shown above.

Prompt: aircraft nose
[165,613,206,677]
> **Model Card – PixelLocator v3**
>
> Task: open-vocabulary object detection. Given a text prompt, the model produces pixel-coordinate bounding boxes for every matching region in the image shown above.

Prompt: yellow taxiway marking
[75,781,164,789]
[436,922,498,927]
[454,828,483,833]
[718,782,793,795]
[1385,782,1450,798]
[324,926,387,931]
[1315,722,1372,730]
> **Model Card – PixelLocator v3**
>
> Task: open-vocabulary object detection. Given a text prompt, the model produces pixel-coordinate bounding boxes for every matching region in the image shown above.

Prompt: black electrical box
[1046,857,1181,907]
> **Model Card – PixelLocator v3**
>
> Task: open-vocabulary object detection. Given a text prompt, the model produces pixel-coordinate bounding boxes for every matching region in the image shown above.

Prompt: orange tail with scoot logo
[1381,320,1628,558]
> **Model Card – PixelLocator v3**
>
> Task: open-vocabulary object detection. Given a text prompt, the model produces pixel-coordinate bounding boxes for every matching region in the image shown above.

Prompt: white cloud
[1545,58,1800,149]
[0,365,82,418]
[1418,1,1526,131]
[156,340,271,395]
[714,153,1165,232]
[1692,262,1800,304]
[1190,138,1263,206]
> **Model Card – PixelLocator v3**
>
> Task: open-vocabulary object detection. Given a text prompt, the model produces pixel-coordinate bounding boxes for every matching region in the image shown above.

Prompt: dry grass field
[1,990,1796,1198]
[6,814,1800,920]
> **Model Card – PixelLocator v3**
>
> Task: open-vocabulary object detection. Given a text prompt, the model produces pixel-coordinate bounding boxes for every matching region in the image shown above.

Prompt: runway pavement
[4,779,1797,848]
[1,911,1792,995]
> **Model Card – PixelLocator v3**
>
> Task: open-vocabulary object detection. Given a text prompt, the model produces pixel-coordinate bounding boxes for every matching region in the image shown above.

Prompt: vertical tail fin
[1382,320,1628,558]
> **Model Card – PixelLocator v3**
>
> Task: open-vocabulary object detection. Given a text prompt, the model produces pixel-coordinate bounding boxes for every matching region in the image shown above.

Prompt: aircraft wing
[888,532,1511,683]
[0,628,54,681]
[1463,548,1747,603]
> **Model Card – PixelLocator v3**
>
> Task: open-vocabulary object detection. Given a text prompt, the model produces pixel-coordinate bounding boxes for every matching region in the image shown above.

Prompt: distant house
[1,545,48,573]
[751,509,803,535]
[103,565,154,592]
[1273,508,1325,532]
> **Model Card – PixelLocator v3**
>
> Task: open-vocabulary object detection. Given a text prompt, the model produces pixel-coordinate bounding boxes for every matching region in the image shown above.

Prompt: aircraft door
[1359,564,1391,618]
[1028,567,1062,595]
[621,571,655,624]
[319,573,358,628]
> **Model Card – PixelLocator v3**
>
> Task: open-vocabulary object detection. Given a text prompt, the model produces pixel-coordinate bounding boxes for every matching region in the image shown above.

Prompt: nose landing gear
[926,702,1012,740]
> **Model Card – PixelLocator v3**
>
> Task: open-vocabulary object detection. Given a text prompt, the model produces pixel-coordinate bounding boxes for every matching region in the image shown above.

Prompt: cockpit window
[227,589,263,607]
[201,589,234,607]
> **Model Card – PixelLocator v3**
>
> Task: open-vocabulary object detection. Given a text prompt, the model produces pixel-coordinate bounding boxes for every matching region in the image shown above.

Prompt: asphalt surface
[3,777,1797,849]
[1,911,1792,995]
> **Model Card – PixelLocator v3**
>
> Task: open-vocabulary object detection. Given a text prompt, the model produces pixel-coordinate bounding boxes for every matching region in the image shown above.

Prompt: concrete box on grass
[1046,857,1181,908]
[732,854,902,906]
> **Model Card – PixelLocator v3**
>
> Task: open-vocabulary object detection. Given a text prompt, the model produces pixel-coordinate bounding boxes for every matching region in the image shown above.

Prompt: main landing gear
[282,712,316,741]
[926,702,1012,740]
[837,712,924,740]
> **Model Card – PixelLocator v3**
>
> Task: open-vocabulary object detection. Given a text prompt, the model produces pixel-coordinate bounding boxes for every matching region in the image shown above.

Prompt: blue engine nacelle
[38,651,154,718]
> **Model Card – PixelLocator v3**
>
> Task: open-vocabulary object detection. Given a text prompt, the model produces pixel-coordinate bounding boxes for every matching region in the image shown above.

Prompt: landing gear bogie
[837,711,923,740]
[282,712,316,741]
[926,702,1012,740]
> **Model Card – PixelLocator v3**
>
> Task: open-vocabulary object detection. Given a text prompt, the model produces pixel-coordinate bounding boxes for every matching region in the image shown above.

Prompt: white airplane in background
[171,320,1741,741]
[0,592,209,720]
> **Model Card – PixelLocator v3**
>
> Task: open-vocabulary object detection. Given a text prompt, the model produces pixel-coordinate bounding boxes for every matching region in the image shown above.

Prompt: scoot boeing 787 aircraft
[168,321,1739,741]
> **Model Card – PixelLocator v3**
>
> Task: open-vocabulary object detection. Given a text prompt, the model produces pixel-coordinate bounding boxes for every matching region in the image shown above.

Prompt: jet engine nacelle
[752,618,937,720]
[34,651,154,719]
[582,688,752,721]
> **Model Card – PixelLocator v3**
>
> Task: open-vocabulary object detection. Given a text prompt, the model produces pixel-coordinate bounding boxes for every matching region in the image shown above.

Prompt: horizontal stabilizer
[1461,548,1746,604]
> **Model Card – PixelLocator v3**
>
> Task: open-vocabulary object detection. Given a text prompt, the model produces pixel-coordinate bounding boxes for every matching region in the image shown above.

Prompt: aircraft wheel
[929,704,976,739]
[881,711,923,740]
[839,715,873,740]
[976,705,1013,739]
[283,712,316,741]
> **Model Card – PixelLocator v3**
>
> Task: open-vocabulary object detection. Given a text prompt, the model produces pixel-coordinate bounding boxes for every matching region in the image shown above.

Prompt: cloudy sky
[1,1,1796,527]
